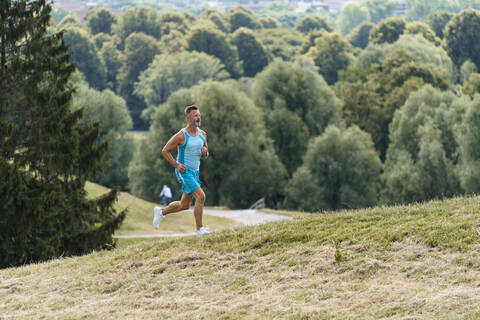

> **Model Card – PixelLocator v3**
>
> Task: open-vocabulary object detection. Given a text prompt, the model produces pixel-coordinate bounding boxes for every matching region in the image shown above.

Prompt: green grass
[85,182,240,235]
[2,196,480,319]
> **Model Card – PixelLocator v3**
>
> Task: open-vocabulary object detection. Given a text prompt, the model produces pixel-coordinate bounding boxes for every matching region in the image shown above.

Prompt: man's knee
[196,191,206,203]
[180,201,190,210]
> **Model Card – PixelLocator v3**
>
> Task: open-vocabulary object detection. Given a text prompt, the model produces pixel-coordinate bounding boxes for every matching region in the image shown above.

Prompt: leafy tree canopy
[284,125,381,211]
[86,8,116,35]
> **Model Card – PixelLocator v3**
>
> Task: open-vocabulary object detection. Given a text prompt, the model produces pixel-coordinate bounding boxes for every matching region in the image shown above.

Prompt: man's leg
[162,191,192,216]
[190,187,206,230]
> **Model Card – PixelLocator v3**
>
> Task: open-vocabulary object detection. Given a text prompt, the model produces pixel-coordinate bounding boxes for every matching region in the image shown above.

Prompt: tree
[63,27,107,90]
[117,32,160,129]
[284,125,381,211]
[347,22,374,49]
[455,94,480,193]
[185,23,242,78]
[369,17,406,44]
[0,0,124,268]
[231,28,270,77]
[295,16,332,33]
[253,57,342,174]
[256,28,303,61]
[337,37,452,158]
[129,82,287,209]
[134,51,228,109]
[72,86,134,190]
[304,30,355,85]
[56,15,84,30]
[405,21,439,44]
[227,6,262,32]
[99,40,122,91]
[338,2,371,36]
[86,8,116,35]
[444,9,480,69]
[112,7,161,49]
[365,0,398,23]
[461,60,477,83]
[158,11,191,39]
[259,17,281,29]
[462,73,480,96]
[427,11,453,38]
[382,85,462,204]
[198,9,230,33]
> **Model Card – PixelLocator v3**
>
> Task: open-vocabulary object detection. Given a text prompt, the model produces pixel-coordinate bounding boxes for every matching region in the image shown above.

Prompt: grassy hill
[85,182,240,236]
[2,196,480,319]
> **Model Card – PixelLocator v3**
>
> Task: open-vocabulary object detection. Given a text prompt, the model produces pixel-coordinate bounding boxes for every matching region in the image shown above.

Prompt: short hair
[184,104,198,116]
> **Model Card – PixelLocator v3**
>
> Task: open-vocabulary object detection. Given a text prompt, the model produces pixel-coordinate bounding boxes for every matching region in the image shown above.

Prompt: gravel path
[114,209,291,239]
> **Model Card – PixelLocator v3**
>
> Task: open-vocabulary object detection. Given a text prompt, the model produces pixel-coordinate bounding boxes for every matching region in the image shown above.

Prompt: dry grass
[2,196,480,319]
[85,182,240,235]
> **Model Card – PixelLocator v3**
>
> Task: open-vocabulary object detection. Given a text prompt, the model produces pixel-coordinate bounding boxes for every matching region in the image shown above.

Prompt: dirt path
[114,209,290,239]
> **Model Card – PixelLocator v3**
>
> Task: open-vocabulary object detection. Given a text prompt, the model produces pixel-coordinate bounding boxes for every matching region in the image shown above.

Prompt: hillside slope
[2,196,480,319]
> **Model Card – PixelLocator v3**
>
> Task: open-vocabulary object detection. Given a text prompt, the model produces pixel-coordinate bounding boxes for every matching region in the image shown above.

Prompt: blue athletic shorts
[175,167,200,196]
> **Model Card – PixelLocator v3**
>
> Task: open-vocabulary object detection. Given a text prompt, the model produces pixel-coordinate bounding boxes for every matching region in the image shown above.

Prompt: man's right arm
[162,131,186,173]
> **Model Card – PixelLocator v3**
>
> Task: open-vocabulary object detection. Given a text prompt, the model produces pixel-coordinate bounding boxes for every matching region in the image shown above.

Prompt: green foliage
[231,28,270,77]
[63,27,107,90]
[382,85,462,204]
[259,17,281,29]
[356,34,454,83]
[295,16,332,33]
[72,86,134,190]
[185,23,242,78]
[158,11,191,38]
[455,94,480,193]
[56,15,84,30]
[99,40,122,90]
[405,21,439,44]
[92,33,113,49]
[129,82,287,209]
[0,0,124,268]
[461,60,477,83]
[304,30,355,85]
[112,6,161,48]
[462,73,480,96]
[338,38,452,158]
[347,22,374,49]
[256,28,303,61]
[117,32,160,129]
[365,0,398,23]
[338,2,371,36]
[427,11,453,38]
[369,17,406,44]
[227,6,262,32]
[198,9,230,33]
[253,57,341,174]
[284,125,381,211]
[134,51,228,109]
[86,8,117,35]
[445,9,480,69]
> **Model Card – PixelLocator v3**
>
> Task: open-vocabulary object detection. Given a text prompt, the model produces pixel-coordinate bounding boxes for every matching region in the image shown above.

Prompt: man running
[153,105,210,235]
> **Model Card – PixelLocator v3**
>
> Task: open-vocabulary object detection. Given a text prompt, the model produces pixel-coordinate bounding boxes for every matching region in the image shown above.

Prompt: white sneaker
[153,206,164,229]
[195,226,210,235]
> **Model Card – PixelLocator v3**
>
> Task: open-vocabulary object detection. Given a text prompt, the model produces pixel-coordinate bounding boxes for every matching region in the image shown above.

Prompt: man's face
[188,110,201,127]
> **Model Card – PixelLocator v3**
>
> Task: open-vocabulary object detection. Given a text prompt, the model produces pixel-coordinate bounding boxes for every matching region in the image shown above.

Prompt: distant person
[153,104,210,235]
[159,185,172,205]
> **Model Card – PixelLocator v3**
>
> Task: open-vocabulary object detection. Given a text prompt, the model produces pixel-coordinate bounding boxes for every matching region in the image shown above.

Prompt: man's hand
[176,163,186,174]
[201,146,209,159]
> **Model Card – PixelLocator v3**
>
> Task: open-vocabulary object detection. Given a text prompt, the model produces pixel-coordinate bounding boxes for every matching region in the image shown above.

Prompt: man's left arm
[201,130,209,159]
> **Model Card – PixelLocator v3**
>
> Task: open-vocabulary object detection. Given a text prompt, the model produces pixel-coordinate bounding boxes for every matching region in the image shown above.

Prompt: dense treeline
[50,1,480,211]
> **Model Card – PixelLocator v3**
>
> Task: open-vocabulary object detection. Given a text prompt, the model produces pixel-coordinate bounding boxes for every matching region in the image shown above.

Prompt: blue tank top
[177,128,205,171]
